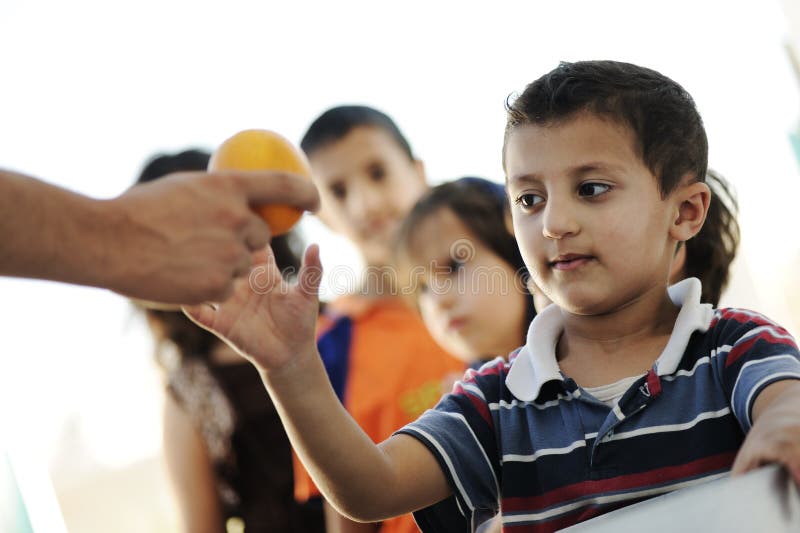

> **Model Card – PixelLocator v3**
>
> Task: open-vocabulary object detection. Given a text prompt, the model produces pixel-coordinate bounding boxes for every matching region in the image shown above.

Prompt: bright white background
[1,0,799,529]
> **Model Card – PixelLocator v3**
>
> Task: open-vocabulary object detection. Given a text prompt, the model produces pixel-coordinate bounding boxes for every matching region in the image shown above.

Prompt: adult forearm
[0,170,121,288]
[260,351,404,522]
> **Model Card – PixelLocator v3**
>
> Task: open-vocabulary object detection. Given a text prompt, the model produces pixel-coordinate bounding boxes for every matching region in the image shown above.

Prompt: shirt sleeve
[711,308,800,433]
[395,362,504,527]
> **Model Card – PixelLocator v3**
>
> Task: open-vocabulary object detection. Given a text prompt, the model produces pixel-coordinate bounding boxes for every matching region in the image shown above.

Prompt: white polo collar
[506,277,715,401]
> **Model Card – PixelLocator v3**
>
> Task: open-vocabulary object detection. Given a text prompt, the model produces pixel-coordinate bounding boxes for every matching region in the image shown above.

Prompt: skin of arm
[732,380,800,482]
[184,245,452,522]
[324,501,381,533]
[163,393,225,533]
[0,168,319,304]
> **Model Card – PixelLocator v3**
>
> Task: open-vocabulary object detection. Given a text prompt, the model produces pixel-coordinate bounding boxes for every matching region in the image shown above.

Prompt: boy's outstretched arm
[732,380,800,482]
[184,245,451,521]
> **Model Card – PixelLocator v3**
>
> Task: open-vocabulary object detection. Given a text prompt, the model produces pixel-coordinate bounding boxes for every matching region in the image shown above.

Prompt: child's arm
[184,245,451,521]
[323,501,380,533]
[732,379,800,482]
[162,393,226,533]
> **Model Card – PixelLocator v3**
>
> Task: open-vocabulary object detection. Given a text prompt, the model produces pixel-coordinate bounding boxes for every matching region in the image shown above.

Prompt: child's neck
[556,285,679,387]
[359,264,397,299]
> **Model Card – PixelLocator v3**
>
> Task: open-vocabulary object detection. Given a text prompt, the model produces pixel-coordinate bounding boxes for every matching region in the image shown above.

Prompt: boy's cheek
[314,202,349,235]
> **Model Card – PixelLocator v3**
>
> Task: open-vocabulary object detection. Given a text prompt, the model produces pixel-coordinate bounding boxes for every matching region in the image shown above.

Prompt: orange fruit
[209,129,312,236]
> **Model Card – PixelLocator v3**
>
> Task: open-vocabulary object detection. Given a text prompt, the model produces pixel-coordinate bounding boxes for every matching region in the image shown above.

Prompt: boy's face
[505,113,680,315]
[412,207,528,362]
[308,125,427,266]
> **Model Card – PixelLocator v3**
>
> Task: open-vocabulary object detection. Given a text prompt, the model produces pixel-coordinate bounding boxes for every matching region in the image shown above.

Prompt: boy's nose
[541,199,580,240]
[427,278,456,309]
[348,183,385,226]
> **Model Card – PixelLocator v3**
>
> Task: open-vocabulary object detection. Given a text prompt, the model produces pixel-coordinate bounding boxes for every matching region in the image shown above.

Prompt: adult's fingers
[228,171,320,213]
[241,215,272,251]
[231,249,254,279]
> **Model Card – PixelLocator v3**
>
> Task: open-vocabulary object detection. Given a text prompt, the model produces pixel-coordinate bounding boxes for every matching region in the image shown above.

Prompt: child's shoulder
[456,354,516,397]
[698,307,798,367]
[707,307,793,339]
[711,307,782,326]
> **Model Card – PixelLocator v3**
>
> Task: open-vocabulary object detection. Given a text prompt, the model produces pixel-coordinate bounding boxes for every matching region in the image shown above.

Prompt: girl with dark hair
[394,177,536,368]
[135,150,324,533]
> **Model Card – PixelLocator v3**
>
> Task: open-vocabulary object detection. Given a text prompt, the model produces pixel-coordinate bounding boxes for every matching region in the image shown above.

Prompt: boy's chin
[550,291,613,316]
[361,244,394,268]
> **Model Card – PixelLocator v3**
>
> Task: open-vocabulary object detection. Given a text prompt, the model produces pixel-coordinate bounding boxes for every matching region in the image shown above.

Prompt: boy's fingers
[298,244,323,297]
[791,465,800,484]
[182,303,217,332]
[731,454,748,476]
[233,171,320,212]
[731,440,762,476]
[248,248,282,295]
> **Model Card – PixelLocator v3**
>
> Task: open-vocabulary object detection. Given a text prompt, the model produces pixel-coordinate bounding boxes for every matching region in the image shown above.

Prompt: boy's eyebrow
[507,173,542,188]
[571,162,623,178]
[508,162,623,187]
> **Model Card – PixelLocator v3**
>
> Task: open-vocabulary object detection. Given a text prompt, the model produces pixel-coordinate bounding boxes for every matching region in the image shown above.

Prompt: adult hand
[101,170,319,304]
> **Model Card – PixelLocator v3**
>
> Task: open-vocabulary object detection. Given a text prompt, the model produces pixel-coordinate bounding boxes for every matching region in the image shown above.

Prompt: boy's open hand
[183,244,323,371]
[732,381,800,483]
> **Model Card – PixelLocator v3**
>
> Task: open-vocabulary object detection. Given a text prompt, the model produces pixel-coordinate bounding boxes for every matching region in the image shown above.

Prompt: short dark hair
[684,169,740,306]
[136,149,211,184]
[395,177,536,328]
[300,105,414,160]
[504,60,708,196]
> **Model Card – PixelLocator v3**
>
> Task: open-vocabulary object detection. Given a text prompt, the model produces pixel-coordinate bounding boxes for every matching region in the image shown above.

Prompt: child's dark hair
[300,105,414,160]
[504,60,708,196]
[136,149,212,184]
[134,149,302,361]
[685,169,740,306]
[395,177,536,325]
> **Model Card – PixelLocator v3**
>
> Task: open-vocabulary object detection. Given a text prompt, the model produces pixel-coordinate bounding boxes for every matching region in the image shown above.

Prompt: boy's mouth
[549,253,594,271]
[447,317,467,331]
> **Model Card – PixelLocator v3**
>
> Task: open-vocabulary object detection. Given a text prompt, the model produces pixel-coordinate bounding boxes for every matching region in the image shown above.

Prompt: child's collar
[506,277,715,402]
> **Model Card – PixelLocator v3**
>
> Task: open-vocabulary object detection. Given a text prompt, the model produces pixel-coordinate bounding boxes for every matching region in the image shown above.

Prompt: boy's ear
[669,176,710,243]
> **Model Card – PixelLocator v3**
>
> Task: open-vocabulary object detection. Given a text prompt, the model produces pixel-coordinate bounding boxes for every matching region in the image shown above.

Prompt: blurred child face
[505,113,679,315]
[309,126,427,266]
[411,207,528,362]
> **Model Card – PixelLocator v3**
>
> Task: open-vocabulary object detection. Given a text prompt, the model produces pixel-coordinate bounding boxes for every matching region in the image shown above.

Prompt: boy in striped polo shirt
[185,60,800,532]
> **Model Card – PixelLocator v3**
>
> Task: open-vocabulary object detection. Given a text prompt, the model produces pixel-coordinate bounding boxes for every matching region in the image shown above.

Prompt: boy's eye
[577,182,610,198]
[448,259,465,274]
[368,164,386,182]
[515,193,543,208]
[330,182,347,200]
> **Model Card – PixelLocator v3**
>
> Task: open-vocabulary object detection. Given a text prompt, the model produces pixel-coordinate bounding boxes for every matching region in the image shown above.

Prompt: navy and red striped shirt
[397,278,800,532]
